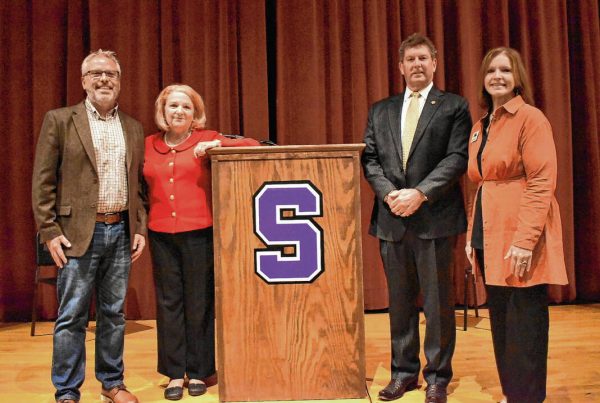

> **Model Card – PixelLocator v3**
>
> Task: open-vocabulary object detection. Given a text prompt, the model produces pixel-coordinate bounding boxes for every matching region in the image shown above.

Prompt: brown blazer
[466,96,568,287]
[32,102,147,257]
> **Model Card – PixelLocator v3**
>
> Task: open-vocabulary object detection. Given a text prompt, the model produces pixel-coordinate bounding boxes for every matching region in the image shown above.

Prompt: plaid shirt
[85,98,128,213]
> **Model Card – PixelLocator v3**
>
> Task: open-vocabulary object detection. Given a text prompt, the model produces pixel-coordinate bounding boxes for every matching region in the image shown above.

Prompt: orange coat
[466,96,568,287]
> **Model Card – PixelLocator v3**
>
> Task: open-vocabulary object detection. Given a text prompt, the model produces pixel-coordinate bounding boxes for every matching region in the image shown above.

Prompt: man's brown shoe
[378,376,419,401]
[100,384,138,403]
[425,384,447,403]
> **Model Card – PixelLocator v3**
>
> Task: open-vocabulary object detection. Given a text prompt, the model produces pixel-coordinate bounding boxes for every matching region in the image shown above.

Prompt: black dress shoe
[378,376,419,401]
[164,386,184,400]
[188,381,207,396]
[425,384,447,403]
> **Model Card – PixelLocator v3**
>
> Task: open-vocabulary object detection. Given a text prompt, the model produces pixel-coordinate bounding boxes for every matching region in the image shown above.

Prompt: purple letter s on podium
[253,181,324,283]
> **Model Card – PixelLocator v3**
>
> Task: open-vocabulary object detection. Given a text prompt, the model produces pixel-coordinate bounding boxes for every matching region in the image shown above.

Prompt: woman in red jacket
[465,48,568,403]
[144,84,259,400]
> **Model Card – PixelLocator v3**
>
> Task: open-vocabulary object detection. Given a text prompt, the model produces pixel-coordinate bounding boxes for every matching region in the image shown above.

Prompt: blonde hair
[478,47,534,108]
[154,84,207,132]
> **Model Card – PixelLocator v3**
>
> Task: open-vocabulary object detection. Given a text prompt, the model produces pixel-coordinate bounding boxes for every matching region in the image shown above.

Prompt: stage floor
[1,304,599,402]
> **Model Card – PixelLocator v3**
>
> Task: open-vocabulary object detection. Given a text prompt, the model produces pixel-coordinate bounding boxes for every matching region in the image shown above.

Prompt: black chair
[31,233,58,336]
[463,264,479,330]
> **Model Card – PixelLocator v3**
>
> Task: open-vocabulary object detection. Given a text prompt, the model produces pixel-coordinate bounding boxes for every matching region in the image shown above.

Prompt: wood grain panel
[211,145,366,401]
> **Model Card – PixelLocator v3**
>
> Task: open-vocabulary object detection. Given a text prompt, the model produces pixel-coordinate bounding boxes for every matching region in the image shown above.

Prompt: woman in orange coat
[465,48,568,403]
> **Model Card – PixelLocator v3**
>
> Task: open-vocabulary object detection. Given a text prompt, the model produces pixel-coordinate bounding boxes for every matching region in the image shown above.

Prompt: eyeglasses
[84,70,120,80]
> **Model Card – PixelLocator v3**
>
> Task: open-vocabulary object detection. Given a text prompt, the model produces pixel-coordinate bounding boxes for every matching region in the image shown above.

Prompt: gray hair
[81,49,121,75]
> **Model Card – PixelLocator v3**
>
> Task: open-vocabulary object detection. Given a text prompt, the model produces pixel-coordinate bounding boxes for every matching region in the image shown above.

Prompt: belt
[96,211,127,224]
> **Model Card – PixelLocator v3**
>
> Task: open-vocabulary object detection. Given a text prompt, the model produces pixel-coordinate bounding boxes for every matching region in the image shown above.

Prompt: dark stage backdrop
[1,0,598,321]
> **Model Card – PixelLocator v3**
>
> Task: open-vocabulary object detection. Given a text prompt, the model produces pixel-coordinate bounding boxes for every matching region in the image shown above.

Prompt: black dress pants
[149,228,216,380]
[475,249,548,403]
[380,231,456,387]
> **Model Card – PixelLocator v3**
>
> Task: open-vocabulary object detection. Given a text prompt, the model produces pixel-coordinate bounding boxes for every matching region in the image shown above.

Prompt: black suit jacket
[362,86,472,241]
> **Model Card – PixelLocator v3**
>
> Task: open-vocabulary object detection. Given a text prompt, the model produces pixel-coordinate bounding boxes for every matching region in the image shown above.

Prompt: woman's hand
[194,139,222,158]
[465,241,475,267]
[504,245,533,277]
[131,234,146,262]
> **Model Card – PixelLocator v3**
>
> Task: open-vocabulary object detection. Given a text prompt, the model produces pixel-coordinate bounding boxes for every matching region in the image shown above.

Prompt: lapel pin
[471,131,479,143]
[431,100,436,105]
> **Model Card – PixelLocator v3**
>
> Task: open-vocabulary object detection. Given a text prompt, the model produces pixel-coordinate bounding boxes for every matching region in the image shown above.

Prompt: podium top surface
[208,143,365,157]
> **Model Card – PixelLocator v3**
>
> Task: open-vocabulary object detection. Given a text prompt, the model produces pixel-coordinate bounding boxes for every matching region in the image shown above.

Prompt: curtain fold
[1,0,597,320]
[568,0,600,301]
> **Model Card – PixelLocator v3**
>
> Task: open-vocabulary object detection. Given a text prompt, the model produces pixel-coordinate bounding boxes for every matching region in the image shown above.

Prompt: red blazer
[143,129,259,233]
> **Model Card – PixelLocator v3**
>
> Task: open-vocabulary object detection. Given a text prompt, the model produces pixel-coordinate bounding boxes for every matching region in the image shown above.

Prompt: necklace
[164,130,192,148]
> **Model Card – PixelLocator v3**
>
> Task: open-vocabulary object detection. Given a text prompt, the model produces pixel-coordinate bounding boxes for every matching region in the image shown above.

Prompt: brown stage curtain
[0,0,269,321]
[567,0,600,300]
[1,0,598,321]
[275,0,594,307]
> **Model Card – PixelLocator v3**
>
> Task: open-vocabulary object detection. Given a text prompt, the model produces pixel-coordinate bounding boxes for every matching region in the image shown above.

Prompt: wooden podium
[210,144,366,402]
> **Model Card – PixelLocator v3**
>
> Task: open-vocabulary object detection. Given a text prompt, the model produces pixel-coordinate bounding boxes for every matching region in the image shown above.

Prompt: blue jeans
[52,221,131,401]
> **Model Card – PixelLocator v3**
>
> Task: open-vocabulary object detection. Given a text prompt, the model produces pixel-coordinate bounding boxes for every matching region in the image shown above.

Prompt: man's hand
[46,235,71,268]
[384,189,400,205]
[131,234,146,262]
[388,188,427,217]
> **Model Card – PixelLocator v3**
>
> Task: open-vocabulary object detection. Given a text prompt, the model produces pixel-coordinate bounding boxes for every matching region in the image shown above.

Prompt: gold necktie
[402,91,421,169]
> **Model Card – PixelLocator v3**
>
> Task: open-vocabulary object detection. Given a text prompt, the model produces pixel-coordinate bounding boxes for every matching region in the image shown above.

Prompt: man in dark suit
[32,50,146,403]
[362,34,471,403]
